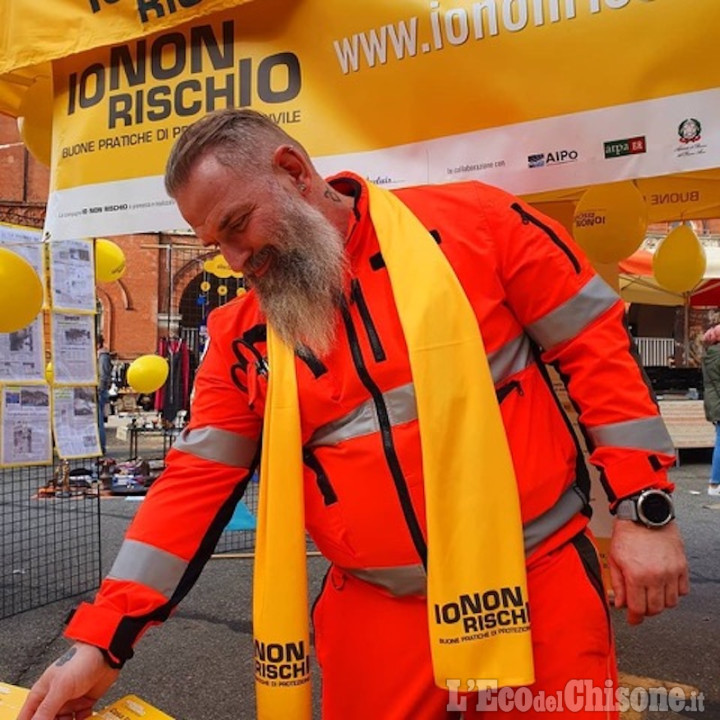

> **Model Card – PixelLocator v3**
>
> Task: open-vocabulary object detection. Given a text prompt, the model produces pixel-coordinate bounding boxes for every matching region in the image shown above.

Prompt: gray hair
[164,108,306,197]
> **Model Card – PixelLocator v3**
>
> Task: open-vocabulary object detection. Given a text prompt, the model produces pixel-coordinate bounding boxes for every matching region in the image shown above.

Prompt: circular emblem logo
[678,118,701,143]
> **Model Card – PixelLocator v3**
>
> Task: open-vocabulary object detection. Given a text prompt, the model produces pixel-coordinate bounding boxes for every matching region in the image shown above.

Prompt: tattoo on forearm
[55,648,77,667]
[324,187,342,202]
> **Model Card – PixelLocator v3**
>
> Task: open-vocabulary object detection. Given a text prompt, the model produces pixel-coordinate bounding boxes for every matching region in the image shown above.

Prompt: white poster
[49,238,95,312]
[0,222,45,280]
[0,224,47,383]
[52,386,101,458]
[1,385,52,466]
[51,314,96,385]
[0,318,45,382]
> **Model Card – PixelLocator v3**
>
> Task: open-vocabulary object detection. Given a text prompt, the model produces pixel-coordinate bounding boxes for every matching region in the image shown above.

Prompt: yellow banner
[52,0,718,183]
[0,0,254,75]
[39,0,720,238]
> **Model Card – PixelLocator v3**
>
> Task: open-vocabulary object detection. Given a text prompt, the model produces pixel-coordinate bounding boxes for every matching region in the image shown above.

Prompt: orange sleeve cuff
[64,602,129,666]
[599,452,675,507]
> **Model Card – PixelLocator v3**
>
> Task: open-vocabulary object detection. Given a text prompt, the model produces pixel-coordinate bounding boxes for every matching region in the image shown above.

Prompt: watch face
[639,492,672,525]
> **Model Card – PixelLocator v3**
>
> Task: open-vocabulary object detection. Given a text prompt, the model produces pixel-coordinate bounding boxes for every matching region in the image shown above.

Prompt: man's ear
[272,145,311,190]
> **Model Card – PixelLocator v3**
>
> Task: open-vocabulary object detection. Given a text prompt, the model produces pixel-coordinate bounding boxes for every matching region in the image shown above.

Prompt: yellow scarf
[253,182,534,719]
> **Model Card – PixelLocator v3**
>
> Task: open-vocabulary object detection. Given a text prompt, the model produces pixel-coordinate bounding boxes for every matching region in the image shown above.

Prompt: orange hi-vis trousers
[313,532,618,719]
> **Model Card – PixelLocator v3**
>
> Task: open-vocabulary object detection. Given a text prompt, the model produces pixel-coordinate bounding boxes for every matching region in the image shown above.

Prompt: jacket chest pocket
[302,448,358,563]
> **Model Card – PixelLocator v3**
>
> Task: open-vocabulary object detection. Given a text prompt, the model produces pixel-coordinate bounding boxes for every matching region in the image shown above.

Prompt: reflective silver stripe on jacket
[522,483,586,553]
[308,384,417,447]
[341,483,587,597]
[526,275,619,351]
[488,333,534,385]
[309,338,533,449]
[107,539,188,599]
[588,416,674,455]
[172,426,258,467]
[344,565,428,598]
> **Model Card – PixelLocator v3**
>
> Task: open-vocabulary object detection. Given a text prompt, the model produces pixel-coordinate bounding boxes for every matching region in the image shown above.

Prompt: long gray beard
[248,195,347,357]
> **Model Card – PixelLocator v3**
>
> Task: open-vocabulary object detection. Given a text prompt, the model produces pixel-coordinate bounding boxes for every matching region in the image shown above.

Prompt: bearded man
[20,109,687,720]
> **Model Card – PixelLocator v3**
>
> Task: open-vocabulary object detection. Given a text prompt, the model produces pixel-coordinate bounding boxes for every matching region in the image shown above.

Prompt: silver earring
[299,183,307,193]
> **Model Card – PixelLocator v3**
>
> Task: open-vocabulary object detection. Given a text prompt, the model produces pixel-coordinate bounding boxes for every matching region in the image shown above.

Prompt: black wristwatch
[614,489,675,528]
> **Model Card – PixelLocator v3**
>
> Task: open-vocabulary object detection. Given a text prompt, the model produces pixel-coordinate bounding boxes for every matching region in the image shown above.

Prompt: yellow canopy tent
[619,247,720,308]
[0,67,38,117]
[526,170,720,228]
[0,0,256,117]
[0,0,255,79]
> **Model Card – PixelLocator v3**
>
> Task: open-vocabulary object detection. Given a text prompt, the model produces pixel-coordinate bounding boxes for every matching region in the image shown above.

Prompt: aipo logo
[527,150,578,169]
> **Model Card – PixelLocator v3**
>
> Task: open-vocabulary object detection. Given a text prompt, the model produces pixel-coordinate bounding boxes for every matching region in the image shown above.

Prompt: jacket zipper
[350,278,386,362]
[496,379,524,404]
[303,448,338,506]
[339,295,428,567]
[236,337,268,377]
[510,203,582,274]
[530,342,591,505]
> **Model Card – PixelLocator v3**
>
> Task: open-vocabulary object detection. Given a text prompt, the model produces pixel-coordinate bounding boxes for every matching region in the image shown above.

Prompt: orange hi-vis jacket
[66,174,675,667]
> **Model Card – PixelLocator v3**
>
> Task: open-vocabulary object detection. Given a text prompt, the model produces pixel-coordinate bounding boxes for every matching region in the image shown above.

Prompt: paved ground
[0,428,718,719]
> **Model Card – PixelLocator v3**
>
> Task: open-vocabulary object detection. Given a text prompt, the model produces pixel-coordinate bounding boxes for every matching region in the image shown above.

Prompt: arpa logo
[527,150,578,168]
[604,136,647,158]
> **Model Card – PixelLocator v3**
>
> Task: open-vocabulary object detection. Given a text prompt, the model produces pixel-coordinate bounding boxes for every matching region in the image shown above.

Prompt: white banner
[46,88,720,239]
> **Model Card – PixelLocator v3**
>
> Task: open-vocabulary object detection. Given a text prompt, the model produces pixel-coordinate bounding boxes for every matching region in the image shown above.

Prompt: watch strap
[615,496,639,521]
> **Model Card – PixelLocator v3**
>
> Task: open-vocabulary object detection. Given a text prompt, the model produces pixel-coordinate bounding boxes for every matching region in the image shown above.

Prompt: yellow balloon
[17,77,53,166]
[217,285,228,296]
[653,225,706,294]
[236,287,247,297]
[95,238,126,283]
[0,247,44,333]
[572,182,647,264]
[127,354,169,394]
[212,255,233,279]
[45,362,54,385]
[200,280,211,292]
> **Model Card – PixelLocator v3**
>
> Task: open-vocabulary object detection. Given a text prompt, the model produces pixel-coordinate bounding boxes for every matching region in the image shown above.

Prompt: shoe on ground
[708,484,720,496]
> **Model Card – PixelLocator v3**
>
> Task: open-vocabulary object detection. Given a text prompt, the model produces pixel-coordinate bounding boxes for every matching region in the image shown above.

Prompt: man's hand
[17,642,119,720]
[609,519,689,625]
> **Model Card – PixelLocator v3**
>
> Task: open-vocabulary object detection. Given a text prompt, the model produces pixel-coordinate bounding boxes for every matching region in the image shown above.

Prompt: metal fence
[214,481,259,555]
[634,337,676,367]
[1,460,101,619]
[1,242,255,620]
